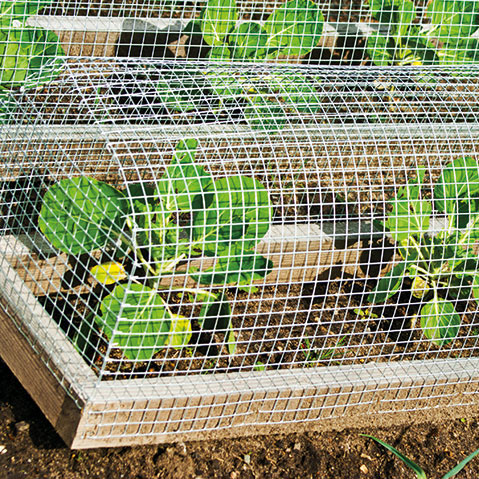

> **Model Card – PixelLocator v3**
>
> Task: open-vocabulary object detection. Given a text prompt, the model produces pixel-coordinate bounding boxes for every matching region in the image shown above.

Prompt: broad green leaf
[263,0,324,56]
[435,157,479,227]
[361,435,427,479]
[193,249,273,285]
[0,28,64,88]
[420,298,461,345]
[20,28,64,87]
[229,22,268,60]
[367,32,393,66]
[97,284,172,361]
[443,447,479,478]
[368,261,406,303]
[156,138,212,212]
[426,0,478,38]
[166,314,192,347]
[90,261,127,285]
[386,197,432,241]
[200,0,238,46]
[192,175,272,255]
[386,168,431,241]
[39,176,129,255]
[0,0,52,27]
[397,0,416,38]
[207,44,231,61]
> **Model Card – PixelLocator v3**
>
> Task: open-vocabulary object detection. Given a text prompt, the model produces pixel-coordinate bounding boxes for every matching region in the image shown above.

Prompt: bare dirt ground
[1,360,479,478]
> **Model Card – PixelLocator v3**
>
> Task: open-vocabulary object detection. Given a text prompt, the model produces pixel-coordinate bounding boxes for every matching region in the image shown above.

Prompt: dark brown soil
[2,358,479,479]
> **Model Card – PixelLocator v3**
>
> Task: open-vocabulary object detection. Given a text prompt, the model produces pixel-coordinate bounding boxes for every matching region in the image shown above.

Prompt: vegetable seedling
[367,157,479,346]
[366,0,479,66]
[362,434,479,478]
[38,139,273,362]
[0,0,66,121]
[186,0,324,62]
[155,0,324,130]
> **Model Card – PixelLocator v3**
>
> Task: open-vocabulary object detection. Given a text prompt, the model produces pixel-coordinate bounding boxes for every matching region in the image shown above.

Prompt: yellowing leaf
[90,261,127,285]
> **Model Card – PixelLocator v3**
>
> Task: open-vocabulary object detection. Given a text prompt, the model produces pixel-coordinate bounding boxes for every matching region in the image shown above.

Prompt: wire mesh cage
[2,0,479,448]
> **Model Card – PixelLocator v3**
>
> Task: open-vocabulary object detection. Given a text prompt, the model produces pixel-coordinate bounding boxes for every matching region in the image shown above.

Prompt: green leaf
[426,0,479,39]
[0,0,52,26]
[386,198,432,242]
[386,168,431,241]
[229,22,268,60]
[207,44,231,61]
[0,28,64,88]
[156,138,213,212]
[420,298,461,346]
[435,157,479,227]
[97,284,173,361]
[263,0,324,56]
[193,249,273,286]
[367,32,393,66]
[200,0,238,47]
[90,261,127,285]
[192,175,272,256]
[39,176,129,255]
[361,435,427,479]
[166,314,192,347]
[368,261,406,303]
[443,447,479,478]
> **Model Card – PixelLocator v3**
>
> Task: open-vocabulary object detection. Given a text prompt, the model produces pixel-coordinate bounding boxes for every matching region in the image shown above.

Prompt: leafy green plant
[0,0,65,120]
[186,0,324,62]
[362,434,479,478]
[301,336,345,365]
[147,0,325,130]
[367,0,479,66]
[38,139,273,362]
[367,157,479,345]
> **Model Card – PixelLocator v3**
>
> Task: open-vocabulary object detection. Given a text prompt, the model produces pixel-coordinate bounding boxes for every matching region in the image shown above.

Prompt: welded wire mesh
[1,0,479,445]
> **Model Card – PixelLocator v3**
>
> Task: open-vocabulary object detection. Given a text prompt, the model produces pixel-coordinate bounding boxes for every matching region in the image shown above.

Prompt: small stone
[0,445,6,454]
[15,421,29,434]
[360,464,369,474]
[294,442,301,451]
[244,454,251,465]
[176,442,187,457]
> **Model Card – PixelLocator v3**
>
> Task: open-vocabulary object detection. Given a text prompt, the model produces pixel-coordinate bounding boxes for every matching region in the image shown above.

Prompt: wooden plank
[71,357,479,448]
[0,222,369,296]
[0,258,98,446]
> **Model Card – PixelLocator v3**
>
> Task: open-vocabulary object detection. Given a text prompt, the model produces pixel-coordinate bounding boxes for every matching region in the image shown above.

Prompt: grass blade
[442,447,479,478]
[361,435,427,479]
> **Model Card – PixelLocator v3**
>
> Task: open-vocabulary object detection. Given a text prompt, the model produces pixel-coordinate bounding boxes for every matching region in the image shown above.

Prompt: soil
[2,359,479,479]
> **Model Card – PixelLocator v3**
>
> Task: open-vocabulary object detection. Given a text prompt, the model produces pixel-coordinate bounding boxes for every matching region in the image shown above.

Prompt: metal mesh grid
[1,0,479,445]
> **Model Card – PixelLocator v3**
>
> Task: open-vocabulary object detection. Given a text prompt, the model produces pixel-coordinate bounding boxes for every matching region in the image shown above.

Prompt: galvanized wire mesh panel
[1,0,479,447]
